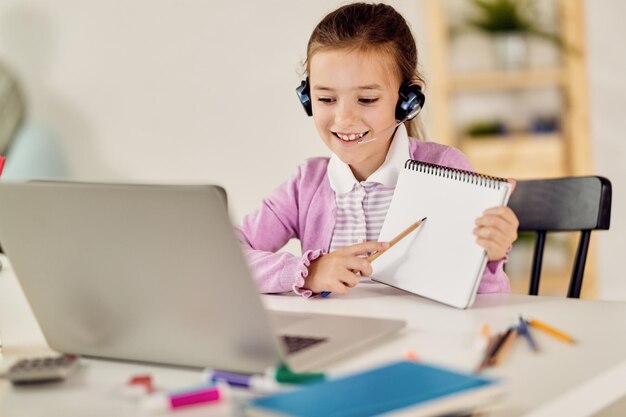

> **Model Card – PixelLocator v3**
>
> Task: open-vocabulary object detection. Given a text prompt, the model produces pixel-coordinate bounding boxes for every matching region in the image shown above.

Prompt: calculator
[0,354,79,383]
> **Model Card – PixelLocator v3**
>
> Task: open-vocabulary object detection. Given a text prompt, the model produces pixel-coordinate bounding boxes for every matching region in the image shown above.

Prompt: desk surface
[1,256,626,417]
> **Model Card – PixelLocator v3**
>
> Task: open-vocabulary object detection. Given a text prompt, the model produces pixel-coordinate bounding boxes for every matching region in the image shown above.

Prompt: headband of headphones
[296,78,425,121]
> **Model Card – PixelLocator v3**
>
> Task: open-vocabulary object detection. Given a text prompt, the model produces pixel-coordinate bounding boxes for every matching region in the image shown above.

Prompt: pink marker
[141,383,224,413]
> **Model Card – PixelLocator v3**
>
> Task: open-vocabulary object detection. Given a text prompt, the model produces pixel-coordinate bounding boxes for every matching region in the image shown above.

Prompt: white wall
[0,0,423,224]
[585,1,626,300]
[0,1,624,298]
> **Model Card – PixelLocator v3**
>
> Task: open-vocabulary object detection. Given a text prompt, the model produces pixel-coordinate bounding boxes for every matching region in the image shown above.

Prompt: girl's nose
[334,100,359,125]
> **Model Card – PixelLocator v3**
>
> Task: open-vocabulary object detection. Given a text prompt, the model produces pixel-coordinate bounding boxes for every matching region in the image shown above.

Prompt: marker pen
[141,383,224,414]
[273,364,325,384]
[203,369,281,392]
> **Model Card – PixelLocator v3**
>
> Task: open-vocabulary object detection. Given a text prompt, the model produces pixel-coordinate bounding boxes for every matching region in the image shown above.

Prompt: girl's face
[309,49,401,181]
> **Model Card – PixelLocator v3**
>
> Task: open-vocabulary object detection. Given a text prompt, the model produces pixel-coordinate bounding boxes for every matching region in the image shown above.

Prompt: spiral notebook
[372,160,512,309]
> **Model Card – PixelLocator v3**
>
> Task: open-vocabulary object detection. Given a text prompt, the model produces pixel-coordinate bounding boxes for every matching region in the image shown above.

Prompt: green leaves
[460,0,565,49]
[468,0,533,33]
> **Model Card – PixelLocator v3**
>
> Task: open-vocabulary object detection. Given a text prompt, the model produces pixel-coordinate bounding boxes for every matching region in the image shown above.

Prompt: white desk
[2,255,626,417]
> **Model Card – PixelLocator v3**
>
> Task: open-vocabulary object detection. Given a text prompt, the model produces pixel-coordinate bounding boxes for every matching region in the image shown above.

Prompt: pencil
[528,318,577,344]
[321,217,427,298]
[475,329,507,373]
[489,327,517,366]
[367,217,427,263]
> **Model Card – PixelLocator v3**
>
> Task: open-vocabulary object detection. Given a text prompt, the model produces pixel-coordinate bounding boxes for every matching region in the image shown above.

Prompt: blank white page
[372,161,511,309]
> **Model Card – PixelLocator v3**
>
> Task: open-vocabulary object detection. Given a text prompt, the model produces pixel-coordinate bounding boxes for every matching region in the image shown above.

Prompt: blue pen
[518,315,539,352]
[203,369,280,392]
[321,291,330,297]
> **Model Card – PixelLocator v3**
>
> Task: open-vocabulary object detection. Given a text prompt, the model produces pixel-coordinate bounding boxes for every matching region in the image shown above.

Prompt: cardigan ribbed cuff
[292,249,325,298]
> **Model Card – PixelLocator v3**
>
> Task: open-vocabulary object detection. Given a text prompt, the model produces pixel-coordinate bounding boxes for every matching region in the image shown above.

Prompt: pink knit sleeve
[292,249,325,298]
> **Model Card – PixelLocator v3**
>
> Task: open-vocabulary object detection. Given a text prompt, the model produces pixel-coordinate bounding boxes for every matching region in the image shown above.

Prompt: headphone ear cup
[395,82,425,121]
[296,79,313,117]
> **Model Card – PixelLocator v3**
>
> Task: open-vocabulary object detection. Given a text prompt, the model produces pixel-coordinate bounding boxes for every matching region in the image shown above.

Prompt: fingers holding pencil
[318,218,426,298]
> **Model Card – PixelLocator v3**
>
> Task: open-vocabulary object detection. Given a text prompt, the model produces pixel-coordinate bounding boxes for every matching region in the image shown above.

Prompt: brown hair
[304,2,425,138]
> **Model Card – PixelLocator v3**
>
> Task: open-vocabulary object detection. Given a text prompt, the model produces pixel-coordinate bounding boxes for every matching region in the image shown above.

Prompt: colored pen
[273,363,325,384]
[321,217,427,298]
[518,316,539,352]
[489,327,517,366]
[475,330,506,373]
[203,369,280,392]
[527,318,577,344]
[141,383,223,413]
[475,325,515,372]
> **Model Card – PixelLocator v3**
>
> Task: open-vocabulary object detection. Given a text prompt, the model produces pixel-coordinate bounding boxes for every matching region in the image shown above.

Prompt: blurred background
[0,0,624,300]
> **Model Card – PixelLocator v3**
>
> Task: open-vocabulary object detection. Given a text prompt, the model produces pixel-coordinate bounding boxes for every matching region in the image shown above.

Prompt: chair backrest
[507,176,612,298]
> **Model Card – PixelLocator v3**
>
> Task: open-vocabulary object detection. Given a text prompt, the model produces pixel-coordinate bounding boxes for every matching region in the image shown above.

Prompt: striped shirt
[327,125,411,252]
[329,182,395,252]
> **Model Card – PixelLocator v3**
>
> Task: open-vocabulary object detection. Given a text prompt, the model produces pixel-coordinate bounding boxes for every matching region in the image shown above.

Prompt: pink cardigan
[237,138,511,297]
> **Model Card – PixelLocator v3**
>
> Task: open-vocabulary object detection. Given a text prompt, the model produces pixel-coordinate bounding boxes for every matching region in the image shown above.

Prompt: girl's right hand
[304,241,389,295]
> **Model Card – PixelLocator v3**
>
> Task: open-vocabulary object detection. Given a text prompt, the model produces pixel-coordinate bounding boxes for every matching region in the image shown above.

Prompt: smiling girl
[237,3,518,297]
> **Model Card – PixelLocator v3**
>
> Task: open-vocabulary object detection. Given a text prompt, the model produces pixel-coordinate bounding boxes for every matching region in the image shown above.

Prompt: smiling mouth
[332,131,369,142]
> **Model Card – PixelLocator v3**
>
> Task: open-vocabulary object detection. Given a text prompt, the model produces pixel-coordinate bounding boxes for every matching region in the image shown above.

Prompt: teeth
[336,132,367,141]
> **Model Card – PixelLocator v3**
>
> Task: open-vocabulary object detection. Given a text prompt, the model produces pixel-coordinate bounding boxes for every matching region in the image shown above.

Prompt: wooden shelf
[424,0,596,297]
[424,0,590,173]
[448,68,565,92]
[509,269,577,296]
[459,133,566,178]
[509,265,597,298]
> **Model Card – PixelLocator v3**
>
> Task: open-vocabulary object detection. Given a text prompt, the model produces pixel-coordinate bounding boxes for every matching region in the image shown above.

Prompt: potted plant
[458,0,563,70]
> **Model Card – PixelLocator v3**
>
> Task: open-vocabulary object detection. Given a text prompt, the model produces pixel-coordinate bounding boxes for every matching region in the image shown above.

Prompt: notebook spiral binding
[404,159,508,189]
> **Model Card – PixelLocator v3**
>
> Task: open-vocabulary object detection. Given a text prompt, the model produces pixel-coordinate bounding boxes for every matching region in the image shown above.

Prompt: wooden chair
[507,176,612,298]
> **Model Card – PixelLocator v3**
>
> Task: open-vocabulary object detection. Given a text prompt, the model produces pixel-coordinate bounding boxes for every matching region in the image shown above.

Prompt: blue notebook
[247,361,502,417]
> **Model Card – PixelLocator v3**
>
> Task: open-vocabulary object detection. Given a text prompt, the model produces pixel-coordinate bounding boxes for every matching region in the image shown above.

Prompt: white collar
[327,124,410,194]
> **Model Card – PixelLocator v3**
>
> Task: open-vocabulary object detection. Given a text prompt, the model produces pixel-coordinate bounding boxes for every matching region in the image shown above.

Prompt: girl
[238,2,518,298]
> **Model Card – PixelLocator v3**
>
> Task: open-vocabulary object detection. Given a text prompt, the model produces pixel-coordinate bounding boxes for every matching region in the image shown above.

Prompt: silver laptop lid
[0,181,283,372]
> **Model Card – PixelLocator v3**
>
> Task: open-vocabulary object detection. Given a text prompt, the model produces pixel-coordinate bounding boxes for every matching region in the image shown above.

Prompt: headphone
[296,78,425,122]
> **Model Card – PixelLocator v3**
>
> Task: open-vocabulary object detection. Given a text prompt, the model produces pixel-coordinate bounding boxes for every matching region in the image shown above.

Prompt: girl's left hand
[474,206,519,261]
[474,179,519,261]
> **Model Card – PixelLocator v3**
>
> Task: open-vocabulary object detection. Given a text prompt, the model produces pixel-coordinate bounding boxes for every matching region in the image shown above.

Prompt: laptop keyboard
[281,335,328,355]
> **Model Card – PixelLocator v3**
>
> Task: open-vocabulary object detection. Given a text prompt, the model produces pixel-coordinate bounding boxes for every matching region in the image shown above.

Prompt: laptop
[0,181,405,373]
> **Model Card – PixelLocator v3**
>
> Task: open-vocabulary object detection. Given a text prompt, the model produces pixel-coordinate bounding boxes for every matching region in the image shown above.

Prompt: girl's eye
[359,98,379,104]
[317,97,335,104]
